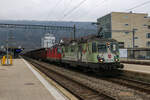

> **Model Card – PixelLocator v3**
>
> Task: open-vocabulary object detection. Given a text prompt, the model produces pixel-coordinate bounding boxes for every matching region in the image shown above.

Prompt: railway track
[100,76,150,94]
[26,58,114,100]
[24,57,150,100]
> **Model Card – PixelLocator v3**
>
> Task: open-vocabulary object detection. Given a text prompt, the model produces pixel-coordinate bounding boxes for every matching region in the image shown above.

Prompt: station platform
[0,59,68,100]
[120,58,150,65]
[123,63,150,74]
[122,63,150,83]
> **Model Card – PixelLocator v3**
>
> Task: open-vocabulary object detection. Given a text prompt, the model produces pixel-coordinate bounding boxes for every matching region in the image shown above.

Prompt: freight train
[24,36,124,72]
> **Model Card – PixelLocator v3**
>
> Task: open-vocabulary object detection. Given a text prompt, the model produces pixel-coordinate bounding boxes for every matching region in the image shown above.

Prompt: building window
[143,24,147,26]
[134,37,138,39]
[119,42,124,48]
[125,32,129,34]
[147,33,150,38]
[144,16,147,18]
[92,42,97,53]
[147,41,150,47]
[124,16,128,18]
[148,25,150,29]
[125,24,129,26]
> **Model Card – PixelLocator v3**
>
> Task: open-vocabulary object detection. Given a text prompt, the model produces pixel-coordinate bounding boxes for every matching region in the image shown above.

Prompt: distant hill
[0,20,97,51]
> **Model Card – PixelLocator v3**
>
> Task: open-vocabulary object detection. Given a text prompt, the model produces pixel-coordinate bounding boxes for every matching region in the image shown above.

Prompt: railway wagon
[25,48,47,60]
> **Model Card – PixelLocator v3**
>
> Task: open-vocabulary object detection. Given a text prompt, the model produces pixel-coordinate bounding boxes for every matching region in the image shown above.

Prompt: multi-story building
[41,33,55,48]
[97,12,150,48]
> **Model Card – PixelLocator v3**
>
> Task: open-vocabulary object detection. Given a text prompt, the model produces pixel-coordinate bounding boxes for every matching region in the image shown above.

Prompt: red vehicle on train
[47,45,62,62]
[25,45,62,63]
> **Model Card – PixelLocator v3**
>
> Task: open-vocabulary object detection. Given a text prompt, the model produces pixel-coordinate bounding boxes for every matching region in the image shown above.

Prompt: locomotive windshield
[110,43,119,53]
[97,42,119,53]
[57,48,61,53]
[97,44,107,52]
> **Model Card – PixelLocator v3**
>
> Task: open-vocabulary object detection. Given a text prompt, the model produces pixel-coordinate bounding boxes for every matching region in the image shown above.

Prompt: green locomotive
[61,36,123,71]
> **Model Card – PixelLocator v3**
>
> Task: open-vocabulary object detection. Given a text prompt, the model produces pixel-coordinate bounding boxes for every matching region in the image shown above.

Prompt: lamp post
[73,24,76,40]
[132,28,138,59]
[6,32,9,65]
[132,28,138,49]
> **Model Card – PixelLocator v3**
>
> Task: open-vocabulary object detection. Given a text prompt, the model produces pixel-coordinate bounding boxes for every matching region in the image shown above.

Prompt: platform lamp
[132,28,138,59]
[1,45,4,51]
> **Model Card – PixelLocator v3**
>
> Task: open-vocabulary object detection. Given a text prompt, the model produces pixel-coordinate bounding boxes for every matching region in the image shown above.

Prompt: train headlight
[114,55,119,62]
[115,58,119,62]
[98,58,104,62]
[97,55,104,62]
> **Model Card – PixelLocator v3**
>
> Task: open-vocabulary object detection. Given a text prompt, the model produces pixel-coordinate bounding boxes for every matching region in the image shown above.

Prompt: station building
[97,12,150,48]
[41,33,55,48]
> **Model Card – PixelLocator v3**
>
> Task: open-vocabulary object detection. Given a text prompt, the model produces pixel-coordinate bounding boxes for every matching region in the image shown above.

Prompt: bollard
[10,56,13,65]
[1,55,13,66]
[2,56,6,65]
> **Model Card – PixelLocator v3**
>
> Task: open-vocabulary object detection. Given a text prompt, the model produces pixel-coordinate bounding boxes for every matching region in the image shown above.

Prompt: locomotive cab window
[71,46,74,52]
[65,47,68,52]
[97,44,107,52]
[111,43,119,53]
[62,48,64,53]
[57,48,61,53]
[112,44,116,51]
[92,42,97,53]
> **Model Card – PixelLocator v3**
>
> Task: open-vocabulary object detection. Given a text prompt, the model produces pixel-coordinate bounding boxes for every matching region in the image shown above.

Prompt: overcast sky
[0,0,150,22]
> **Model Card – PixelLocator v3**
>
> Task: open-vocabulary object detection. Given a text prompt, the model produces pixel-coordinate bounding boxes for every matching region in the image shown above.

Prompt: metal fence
[125,48,150,60]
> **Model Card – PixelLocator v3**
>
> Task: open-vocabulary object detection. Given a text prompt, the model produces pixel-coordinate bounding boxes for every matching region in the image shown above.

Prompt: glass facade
[97,14,111,38]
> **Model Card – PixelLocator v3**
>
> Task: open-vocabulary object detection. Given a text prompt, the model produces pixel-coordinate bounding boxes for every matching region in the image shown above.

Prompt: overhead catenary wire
[60,0,88,20]
[56,0,73,20]
[126,0,150,11]
[66,0,109,21]
[48,0,64,17]
[60,0,73,18]
[79,0,109,19]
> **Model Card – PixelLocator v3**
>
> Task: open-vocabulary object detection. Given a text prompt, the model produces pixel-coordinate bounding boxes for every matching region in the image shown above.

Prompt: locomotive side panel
[61,39,123,70]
